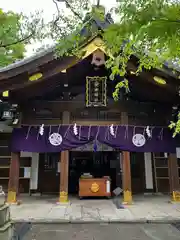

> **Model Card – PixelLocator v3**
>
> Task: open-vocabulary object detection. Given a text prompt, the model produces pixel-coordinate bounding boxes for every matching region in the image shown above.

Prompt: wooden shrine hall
[0,7,180,204]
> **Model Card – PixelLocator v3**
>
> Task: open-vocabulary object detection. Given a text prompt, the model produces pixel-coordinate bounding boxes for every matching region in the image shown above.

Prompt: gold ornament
[172,191,180,202]
[29,72,43,81]
[2,91,9,97]
[59,191,68,202]
[153,76,166,85]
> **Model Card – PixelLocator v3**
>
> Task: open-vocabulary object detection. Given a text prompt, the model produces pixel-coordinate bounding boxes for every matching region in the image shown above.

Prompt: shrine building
[0,7,180,204]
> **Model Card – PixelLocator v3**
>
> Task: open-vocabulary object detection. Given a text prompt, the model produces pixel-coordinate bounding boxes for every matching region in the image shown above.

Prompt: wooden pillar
[59,151,69,202]
[121,112,132,204]
[7,152,20,203]
[168,153,180,202]
[59,111,70,203]
[122,151,132,204]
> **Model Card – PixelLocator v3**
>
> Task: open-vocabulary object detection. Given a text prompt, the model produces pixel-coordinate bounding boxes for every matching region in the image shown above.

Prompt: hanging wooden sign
[86,76,107,107]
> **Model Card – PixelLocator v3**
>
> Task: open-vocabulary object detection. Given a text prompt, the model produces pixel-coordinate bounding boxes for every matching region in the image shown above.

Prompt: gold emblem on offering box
[91,183,100,193]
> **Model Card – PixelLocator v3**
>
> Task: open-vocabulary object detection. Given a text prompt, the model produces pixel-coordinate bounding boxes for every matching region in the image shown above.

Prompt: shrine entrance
[69,151,119,195]
[37,150,146,196]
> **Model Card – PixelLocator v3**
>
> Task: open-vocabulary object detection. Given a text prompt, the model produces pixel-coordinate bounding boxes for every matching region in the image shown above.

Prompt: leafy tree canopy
[54,0,180,82]
[0,8,46,67]
[0,9,25,66]
[104,0,180,77]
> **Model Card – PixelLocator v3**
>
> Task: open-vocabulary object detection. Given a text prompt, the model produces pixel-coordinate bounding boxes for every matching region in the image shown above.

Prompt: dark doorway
[69,151,119,195]
[130,152,145,193]
[38,153,60,194]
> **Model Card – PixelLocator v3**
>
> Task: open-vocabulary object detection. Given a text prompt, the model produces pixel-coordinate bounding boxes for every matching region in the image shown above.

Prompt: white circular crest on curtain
[49,133,62,146]
[132,134,146,147]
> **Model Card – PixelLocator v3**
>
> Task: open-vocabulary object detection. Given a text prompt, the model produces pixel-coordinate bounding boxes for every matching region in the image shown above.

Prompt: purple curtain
[11,125,177,153]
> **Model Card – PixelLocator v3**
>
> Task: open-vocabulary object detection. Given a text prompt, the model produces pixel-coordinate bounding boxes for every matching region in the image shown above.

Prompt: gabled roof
[0,10,179,82]
[0,10,180,106]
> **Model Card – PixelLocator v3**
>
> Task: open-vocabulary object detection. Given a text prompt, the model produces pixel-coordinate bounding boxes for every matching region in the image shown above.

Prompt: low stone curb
[12,218,180,224]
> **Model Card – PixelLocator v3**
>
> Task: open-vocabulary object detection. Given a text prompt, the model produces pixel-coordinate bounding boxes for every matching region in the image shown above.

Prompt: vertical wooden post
[168,153,180,202]
[59,151,69,202]
[58,111,70,203]
[121,112,132,204]
[122,151,132,204]
[7,152,20,203]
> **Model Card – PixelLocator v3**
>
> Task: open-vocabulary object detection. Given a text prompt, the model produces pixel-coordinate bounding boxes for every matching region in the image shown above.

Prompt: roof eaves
[0,45,55,73]
[0,15,110,75]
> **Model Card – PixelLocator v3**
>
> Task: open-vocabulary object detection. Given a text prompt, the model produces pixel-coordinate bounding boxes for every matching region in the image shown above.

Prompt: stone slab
[0,204,10,227]
[9,195,180,223]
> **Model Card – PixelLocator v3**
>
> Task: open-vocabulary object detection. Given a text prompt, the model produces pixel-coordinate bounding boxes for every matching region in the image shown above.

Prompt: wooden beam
[10,75,64,100]
[0,56,78,93]
[20,99,171,126]
[127,61,178,93]
[21,99,166,114]
[121,112,133,204]
[7,152,20,203]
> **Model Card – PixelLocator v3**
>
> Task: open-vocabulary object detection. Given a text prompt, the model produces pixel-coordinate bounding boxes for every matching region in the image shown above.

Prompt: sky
[1,0,117,56]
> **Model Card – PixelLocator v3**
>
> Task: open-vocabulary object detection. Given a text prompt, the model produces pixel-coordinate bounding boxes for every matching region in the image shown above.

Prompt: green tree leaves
[0,8,47,67]
[0,9,25,66]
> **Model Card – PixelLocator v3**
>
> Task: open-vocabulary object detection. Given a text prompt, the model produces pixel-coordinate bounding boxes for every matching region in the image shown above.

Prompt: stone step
[0,204,10,227]
[0,221,13,240]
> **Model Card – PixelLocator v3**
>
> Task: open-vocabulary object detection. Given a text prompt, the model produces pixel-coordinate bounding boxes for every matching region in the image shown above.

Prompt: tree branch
[52,0,61,30]
[51,0,74,38]
[151,18,180,24]
[0,33,34,48]
[56,0,83,20]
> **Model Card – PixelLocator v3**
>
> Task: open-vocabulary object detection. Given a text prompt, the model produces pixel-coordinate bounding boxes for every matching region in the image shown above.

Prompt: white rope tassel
[110,124,115,136]
[125,125,128,139]
[39,124,44,136]
[146,126,151,138]
[73,123,78,136]
[159,128,164,140]
[25,126,31,140]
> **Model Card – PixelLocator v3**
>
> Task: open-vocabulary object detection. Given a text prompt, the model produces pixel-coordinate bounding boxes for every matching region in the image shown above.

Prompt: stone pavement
[18,223,180,240]
[10,195,180,223]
